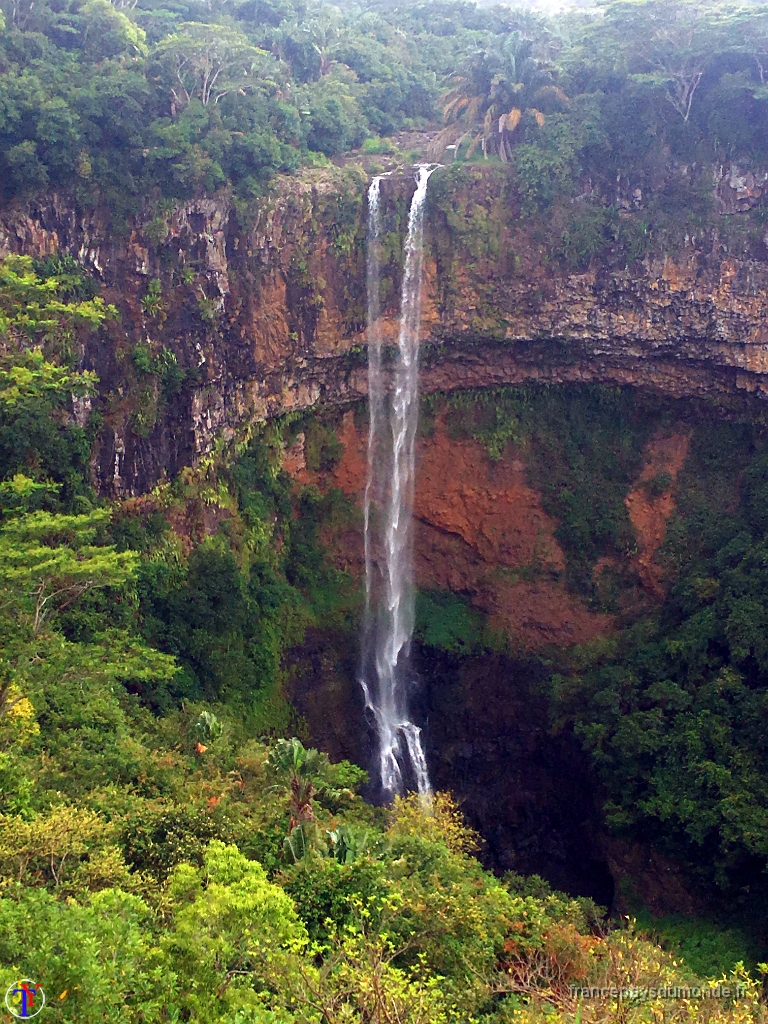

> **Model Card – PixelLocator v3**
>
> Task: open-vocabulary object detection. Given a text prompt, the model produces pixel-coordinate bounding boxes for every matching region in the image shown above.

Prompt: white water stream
[360,165,437,798]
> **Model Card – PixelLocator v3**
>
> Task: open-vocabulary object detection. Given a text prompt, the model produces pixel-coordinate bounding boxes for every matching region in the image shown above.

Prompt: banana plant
[267,737,353,861]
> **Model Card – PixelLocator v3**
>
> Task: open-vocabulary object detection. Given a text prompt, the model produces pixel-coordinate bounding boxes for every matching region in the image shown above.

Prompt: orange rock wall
[285,410,694,651]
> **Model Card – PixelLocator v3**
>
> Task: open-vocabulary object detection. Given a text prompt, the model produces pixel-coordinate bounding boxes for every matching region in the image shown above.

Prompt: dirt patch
[414,426,564,571]
[414,519,610,650]
[413,424,610,648]
[281,431,310,485]
[331,411,368,496]
[625,430,691,599]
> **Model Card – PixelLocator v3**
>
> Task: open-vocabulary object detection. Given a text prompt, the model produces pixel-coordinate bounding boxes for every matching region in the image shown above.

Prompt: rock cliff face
[2,162,768,496]
[300,409,614,650]
[284,399,723,903]
[4,166,761,905]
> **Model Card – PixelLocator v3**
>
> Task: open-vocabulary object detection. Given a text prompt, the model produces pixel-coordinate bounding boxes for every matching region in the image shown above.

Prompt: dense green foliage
[631,910,759,980]
[0,0,444,218]
[1,0,768,227]
[551,416,768,902]
[2,252,768,1021]
[415,588,499,654]
[429,384,768,922]
[5,0,768,1004]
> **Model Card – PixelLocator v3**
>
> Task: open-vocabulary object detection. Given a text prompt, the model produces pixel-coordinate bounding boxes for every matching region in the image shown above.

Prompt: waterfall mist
[360,165,437,799]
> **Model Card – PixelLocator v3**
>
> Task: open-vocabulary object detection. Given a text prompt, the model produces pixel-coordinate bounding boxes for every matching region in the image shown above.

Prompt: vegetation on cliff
[421,385,768,946]
[552,415,768,905]
[4,0,768,1017]
[0,0,767,225]
[2,259,767,1021]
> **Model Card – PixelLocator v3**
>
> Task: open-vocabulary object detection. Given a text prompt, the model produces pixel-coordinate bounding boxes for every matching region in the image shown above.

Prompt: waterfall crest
[361,165,436,798]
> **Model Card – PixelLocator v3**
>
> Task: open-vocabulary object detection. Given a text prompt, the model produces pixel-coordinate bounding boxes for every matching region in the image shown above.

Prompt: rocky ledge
[1,162,767,495]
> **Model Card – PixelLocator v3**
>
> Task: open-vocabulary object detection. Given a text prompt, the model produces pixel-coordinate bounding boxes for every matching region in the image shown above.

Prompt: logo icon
[5,980,45,1019]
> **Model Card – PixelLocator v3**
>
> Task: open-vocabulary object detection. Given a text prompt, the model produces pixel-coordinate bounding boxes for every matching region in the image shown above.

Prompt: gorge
[8,0,768,1014]
[4,159,768,918]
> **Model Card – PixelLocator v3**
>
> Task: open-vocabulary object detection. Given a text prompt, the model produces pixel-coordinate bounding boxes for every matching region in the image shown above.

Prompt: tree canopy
[2,5,768,1021]
[0,0,767,213]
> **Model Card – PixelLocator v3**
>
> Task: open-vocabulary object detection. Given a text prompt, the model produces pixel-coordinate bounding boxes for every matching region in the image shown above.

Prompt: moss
[643,471,673,500]
[415,590,500,655]
[427,165,512,325]
[131,382,160,438]
[304,417,344,473]
[432,385,669,602]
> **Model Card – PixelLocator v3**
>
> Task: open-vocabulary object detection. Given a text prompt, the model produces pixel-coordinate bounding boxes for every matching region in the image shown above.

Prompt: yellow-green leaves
[162,842,306,1020]
[0,510,138,634]
[0,806,112,887]
[0,349,97,410]
[0,255,115,348]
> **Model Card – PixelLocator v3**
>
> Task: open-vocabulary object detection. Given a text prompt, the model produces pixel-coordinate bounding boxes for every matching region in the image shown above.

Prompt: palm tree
[267,737,352,860]
[429,33,567,163]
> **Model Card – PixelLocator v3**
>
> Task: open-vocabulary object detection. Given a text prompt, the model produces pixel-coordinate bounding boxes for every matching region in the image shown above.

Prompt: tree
[161,841,306,1020]
[154,23,276,112]
[299,64,366,155]
[0,886,173,1023]
[267,737,358,860]
[429,32,561,162]
[589,0,734,122]
[0,255,112,352]
[0,257,112,506]
[0,510,138,635]
[79,0,147,60]
[269,8,342,81]
[727,3,768,95]
[0,351,96,413]
[550,429,768,888]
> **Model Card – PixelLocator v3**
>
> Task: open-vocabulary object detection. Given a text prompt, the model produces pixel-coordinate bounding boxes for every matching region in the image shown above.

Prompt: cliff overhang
[2,162,767,495]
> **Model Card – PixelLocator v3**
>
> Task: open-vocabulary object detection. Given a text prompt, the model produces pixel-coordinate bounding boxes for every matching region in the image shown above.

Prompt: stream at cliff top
[360,166,436,798]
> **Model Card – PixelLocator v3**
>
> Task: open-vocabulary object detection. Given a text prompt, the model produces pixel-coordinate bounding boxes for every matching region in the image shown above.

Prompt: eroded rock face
[287,406,696,656]
[5,169,761,906]
[315,411,611,649]
[284,404,711,902]
[625,431,691,598]
[2,163,768,496]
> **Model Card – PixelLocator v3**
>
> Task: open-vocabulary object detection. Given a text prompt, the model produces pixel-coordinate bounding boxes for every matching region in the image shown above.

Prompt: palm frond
[527,107,546,127]
[427,121,466,161]
[464,130,484,160]
[442,95,469,122]
[532,84,570,108]
[505,107,522,132]
[466,95,483,120]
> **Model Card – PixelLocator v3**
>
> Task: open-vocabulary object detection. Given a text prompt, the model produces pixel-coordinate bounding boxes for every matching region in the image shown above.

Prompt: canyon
[1,162,767,497]
[4,161,768,909]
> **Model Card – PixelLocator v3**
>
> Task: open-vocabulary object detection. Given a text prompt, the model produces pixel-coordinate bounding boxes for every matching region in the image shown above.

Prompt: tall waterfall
[361,165,437,798]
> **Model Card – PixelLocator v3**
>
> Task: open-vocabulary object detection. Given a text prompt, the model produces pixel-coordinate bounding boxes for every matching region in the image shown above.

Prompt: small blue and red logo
[5,980,45,1019]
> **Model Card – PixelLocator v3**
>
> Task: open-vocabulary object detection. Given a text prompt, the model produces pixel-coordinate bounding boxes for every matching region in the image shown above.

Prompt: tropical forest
[4,0,768,1020]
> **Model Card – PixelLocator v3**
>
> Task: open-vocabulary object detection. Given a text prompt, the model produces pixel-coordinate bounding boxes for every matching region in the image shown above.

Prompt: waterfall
[361,165,437,798]
[363,175,385,632]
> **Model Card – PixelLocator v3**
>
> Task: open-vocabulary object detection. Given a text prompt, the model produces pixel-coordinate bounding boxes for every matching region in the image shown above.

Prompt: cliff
[2,161,768,496]
[6,164,766,908]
